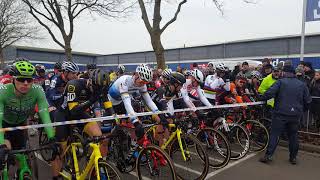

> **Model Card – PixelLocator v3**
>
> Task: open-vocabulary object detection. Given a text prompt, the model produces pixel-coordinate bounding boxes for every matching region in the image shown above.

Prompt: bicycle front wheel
[88,160,122,180]
[169,133,209,180]
[240,120,269,152]
[136,145,176,180]
[196,127,231,169]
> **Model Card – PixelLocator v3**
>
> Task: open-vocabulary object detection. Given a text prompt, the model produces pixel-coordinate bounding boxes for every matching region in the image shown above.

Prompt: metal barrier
[299,96,320,136]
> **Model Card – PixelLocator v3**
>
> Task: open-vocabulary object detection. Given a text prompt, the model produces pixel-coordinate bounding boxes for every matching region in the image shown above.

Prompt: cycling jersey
[59,79,100,114]
[109,72,117,82]
[181,79,212,107]
[108,75,158,123]
[204,74,230,101]
[34,75,50,91]
[46,74,67,107]
[0,74,12,85]
[0,83,54,144]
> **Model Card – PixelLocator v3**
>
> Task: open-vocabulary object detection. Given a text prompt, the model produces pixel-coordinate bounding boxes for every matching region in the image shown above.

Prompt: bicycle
[59,133,122,180]
[102,120,177,180]
[205,109,251,160]
[0,144,53,180]
[144,119,209,180]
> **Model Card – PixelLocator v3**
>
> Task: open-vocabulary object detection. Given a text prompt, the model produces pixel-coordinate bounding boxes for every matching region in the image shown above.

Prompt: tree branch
[138,0,152,34]
[160,0,187,33]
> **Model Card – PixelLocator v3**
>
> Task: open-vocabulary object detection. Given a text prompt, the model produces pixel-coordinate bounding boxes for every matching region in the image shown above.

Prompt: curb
[279,140,320,154]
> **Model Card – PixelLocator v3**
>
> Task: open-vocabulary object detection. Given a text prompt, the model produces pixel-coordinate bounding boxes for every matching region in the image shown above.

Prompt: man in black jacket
[259,65,312,165]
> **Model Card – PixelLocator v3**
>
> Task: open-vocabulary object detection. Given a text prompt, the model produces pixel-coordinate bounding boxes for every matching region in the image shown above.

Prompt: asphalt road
[31,134,320,180]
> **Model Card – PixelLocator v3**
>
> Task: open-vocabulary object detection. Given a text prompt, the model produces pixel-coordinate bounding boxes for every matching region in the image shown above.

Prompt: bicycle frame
[60,142,103,180]
[154,124,190,162]
[1,153,32,180]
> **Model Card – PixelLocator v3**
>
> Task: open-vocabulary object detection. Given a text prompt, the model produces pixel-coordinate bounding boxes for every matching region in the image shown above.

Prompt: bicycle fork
[15,154,32,180]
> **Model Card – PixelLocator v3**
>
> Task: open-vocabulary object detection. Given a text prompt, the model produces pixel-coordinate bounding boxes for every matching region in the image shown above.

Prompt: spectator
[295,66,307,84]
[238,61,251,78]
[177,65,182,73]
[192,63,198,70]
[262,58,271,67]
[231,64,241,81]
[259,64,312,165]
[303,62,315,86]
[310,71,320,131]
[261,64,273,78]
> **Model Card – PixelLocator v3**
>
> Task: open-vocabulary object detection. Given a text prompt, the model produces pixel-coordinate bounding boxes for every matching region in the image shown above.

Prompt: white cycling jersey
[204,74,230,100]
[108,75,158,123]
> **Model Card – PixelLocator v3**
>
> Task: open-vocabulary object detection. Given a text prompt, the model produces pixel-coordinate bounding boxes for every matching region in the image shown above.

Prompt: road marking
[174,163,202,175]
[205,153,257,179]
[189,151,224,163]
[129,171,152,180]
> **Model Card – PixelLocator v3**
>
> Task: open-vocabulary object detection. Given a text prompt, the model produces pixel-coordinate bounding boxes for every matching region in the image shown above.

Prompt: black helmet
[54,62,62,70]
[169,72,186,85]
[89,69,110,88]
[87,64,97,70]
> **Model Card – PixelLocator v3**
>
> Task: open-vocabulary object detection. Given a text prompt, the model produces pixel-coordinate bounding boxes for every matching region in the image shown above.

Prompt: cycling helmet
[89,69,109,88]
[192,69,205,83]
[62,61,79,73]
[215,62,228,71]
[184,70,192,76]
[136,64,153,82]
[169,72,186,85]
[54,62,62,70]
[250,71,262,79]
[87,64,97,70]
[12,61,35,78]
[35,64,46,72]
[118,64,125,72]
[208,62,215,68]
[161,68,172,79]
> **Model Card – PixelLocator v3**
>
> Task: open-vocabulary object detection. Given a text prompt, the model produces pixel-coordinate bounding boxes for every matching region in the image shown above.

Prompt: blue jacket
[260,76,312,116]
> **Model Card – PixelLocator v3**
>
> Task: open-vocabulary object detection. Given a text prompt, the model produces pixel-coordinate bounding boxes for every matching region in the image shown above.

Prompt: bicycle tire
[88,160,122,180]
[136,145,176,180]
[196,127,231,169]
[217,123,250,160]
[168,133,209,180]
[240,120,269,152]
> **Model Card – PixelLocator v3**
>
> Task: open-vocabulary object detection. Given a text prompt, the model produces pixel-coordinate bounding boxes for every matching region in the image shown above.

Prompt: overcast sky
[20,0,320,55]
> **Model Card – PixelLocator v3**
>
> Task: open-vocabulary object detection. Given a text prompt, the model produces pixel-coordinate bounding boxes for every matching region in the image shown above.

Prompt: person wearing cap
[259,64,312,165]
[303,62,315,87]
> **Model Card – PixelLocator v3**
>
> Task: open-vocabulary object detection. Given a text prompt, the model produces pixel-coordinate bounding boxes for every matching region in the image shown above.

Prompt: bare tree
[0,0,39,70]
[137,0,256,69]
[22,0,132,61]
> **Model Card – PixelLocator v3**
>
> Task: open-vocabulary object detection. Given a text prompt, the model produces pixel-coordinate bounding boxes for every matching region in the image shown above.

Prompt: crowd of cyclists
[0,57,315,179]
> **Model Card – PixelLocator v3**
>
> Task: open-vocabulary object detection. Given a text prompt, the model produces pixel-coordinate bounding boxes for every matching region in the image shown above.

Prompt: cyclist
[80,63,97,79]
[108,64,159,144]
[0,65,13,85]
[183,69,213,108]
[204,62,231,105]
[51,68,110,179]
[117,64,125,76]
[46,61,79,119]
[0,60,55,171]
[34,64,50,91]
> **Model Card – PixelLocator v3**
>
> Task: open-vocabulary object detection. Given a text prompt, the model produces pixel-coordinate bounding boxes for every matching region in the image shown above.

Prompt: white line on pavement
[205,153,257,180]
[189,151,224,163]
[174,163,202,175]
[129,171,152,180]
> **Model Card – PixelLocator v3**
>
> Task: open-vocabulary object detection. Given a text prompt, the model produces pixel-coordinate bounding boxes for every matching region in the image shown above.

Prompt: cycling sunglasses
[16,78,33,83]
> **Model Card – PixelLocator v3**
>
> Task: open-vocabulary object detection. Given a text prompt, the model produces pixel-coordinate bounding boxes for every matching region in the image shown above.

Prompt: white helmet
[62,61,79,73]
[118,64,125,72]
[161,68,172,79]
[192,69,205,83]
[215,62,228,71]
[136,64,153,82]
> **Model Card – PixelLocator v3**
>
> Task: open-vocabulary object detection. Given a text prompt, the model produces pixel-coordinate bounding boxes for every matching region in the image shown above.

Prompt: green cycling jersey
[0,83,55,144]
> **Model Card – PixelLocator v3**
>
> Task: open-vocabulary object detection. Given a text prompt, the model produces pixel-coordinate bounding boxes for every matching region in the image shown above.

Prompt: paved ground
[33,142,320,180]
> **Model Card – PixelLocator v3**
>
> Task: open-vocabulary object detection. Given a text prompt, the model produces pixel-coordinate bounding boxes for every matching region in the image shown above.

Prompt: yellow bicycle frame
[148,124,190,161]
[59,142,104,180]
